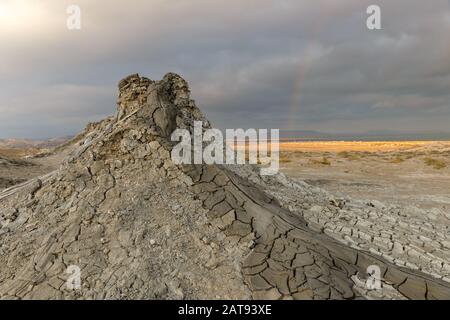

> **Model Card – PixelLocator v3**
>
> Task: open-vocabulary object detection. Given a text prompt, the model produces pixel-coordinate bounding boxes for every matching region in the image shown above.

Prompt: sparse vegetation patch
[424,157,447,169]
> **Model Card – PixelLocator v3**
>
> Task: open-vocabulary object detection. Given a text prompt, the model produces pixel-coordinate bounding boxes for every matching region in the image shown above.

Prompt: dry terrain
[278,141,450,211]
[0,74,449,300]
[0,149,67,191]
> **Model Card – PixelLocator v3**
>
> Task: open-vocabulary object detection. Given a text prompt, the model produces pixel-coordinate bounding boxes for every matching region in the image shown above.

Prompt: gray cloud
[0,0,449,138]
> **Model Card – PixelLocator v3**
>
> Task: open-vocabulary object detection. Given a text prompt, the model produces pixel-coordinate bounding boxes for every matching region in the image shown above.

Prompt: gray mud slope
[0,73,449,300]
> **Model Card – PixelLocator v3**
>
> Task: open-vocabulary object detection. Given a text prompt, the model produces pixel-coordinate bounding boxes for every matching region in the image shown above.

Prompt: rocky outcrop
[0,73,449,300]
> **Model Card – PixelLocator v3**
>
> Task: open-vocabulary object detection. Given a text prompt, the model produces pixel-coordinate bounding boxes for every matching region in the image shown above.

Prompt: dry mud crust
[0,145,251,299]
[183,164,450,299]
[257,168,450,284]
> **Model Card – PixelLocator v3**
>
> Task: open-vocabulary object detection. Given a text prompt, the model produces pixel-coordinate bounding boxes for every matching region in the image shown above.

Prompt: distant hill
[0,137,71,149]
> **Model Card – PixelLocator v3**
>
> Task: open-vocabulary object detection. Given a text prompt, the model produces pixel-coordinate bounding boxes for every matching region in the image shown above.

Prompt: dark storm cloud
[0,0,449,138]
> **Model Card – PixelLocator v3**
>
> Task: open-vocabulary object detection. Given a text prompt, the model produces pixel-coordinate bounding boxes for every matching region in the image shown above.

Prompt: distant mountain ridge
[0,137,72,149]
[279,130,450,142]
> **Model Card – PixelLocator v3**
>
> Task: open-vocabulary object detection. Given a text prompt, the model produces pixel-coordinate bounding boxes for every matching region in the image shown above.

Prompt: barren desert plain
[277,141,450,211]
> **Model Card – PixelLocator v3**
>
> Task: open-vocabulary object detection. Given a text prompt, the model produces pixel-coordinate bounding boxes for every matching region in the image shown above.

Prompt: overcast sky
[1,0,449,138]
